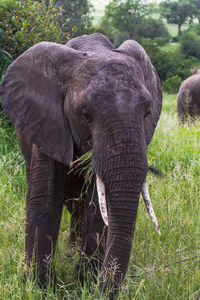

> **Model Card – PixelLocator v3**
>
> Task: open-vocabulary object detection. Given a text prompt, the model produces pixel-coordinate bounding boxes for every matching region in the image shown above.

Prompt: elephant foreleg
[25,145,67,286]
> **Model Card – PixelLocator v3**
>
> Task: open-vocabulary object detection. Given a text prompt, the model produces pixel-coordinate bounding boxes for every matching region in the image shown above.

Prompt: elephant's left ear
[116,40,162,145]
[0,42,85,165]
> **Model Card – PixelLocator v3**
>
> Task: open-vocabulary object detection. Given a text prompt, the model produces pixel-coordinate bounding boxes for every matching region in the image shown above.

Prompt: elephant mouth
[96,174,161,235]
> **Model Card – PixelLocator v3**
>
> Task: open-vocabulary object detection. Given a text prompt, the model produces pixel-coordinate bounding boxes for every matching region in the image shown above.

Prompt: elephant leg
[76,181,106,282]
[25,144,68,286]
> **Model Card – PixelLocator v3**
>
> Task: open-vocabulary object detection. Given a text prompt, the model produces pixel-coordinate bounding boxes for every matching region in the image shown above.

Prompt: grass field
[90,0,110,25]
[1,93,200,299]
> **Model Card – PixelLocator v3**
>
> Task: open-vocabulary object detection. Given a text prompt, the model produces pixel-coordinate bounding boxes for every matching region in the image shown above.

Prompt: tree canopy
[191,0,200,23]
[102,0,153,40]
[135,18,170,43]
[159,0,197,35]
[53,0,93,37]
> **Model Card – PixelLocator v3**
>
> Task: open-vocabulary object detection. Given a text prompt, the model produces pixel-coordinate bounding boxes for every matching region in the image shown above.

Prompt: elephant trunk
[94,148,147,297]
[91,117,150,298]
[98,163,143,299]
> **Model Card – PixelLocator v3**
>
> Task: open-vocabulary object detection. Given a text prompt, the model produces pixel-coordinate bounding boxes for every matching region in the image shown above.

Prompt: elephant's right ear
[0,42,85,166]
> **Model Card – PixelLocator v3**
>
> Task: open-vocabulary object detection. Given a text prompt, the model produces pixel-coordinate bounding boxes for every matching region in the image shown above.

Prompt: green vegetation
[141,39,193,92]
[55,0,93,37]
[0,0,63,77]
[179,24,200,59]
[159,0,198,35]
[0,0,94,78]
[134,18,170,44]
[1,94,200,299]
[101,0,154,40]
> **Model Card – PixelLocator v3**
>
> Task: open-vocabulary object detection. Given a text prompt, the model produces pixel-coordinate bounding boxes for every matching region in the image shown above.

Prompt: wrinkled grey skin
[0,33,162,299]
[177,73,200,123]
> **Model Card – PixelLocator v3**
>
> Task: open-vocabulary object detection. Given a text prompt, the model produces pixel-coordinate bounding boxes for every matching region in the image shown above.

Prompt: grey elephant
[177,73,200,123]
[0,33,162,299]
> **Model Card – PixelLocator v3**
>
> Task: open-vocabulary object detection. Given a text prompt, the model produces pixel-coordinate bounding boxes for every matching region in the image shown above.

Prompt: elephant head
[177,73,200,123]
[0,33,162,298]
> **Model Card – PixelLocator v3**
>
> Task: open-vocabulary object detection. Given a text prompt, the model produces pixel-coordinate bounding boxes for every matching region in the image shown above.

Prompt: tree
[191,0,200,23]
[102,0,153,40]
[159,0,197,35]
[179,24,200,59]
[54,0,93,37]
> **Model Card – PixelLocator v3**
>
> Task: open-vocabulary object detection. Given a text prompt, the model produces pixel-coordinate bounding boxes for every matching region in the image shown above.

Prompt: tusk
[141,181,161,235]
[96,174,108,226]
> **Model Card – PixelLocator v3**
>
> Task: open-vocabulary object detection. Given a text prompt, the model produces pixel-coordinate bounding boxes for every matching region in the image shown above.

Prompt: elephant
[0,33,162,299]
[177,73,200,123]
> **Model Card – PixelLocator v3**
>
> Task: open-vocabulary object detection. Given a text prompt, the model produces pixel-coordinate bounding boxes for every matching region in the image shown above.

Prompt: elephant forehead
[72,59,143,93]
[68,54,149,108]
[74,51,142,81]
[69,77,150,113]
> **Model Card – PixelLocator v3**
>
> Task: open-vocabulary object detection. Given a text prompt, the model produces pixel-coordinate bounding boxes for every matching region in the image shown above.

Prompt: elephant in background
[177,73,200,123]
[0,33,162,299]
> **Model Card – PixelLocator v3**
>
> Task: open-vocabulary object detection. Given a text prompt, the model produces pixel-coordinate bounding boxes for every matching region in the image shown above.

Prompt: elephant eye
[143,101,151,118]
[81,108,93,124]
[144,110,151,118]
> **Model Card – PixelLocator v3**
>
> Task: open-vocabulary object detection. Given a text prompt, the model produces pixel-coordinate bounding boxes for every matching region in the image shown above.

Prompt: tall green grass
[1,94,200,299]
[134,94,200,299]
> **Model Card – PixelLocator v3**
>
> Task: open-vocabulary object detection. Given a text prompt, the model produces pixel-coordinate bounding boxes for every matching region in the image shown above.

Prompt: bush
[162,75,182,94]
[153,37,166,47]
[135,18,170,44]
[0,0,64,77]
[142,39,193,82]
[179,30,200,59]
[182,23,200,36]
[171,36,179,43]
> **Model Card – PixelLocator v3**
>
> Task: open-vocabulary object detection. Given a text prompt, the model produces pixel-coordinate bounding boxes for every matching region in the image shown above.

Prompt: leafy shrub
[171,36,179,43]
[142,39,193,82]
[162,75,182,94]
[182,23,200,36]
[153,37,166,47]
[0,0,64,77]
[179,28,200,59]
[135,18,170,44]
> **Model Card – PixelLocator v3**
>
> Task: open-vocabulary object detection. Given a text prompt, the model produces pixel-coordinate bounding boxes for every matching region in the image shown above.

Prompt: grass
[160,43,179,52]
[166,23,190,37]
[1,93,200,299]
[90,0,110,25]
